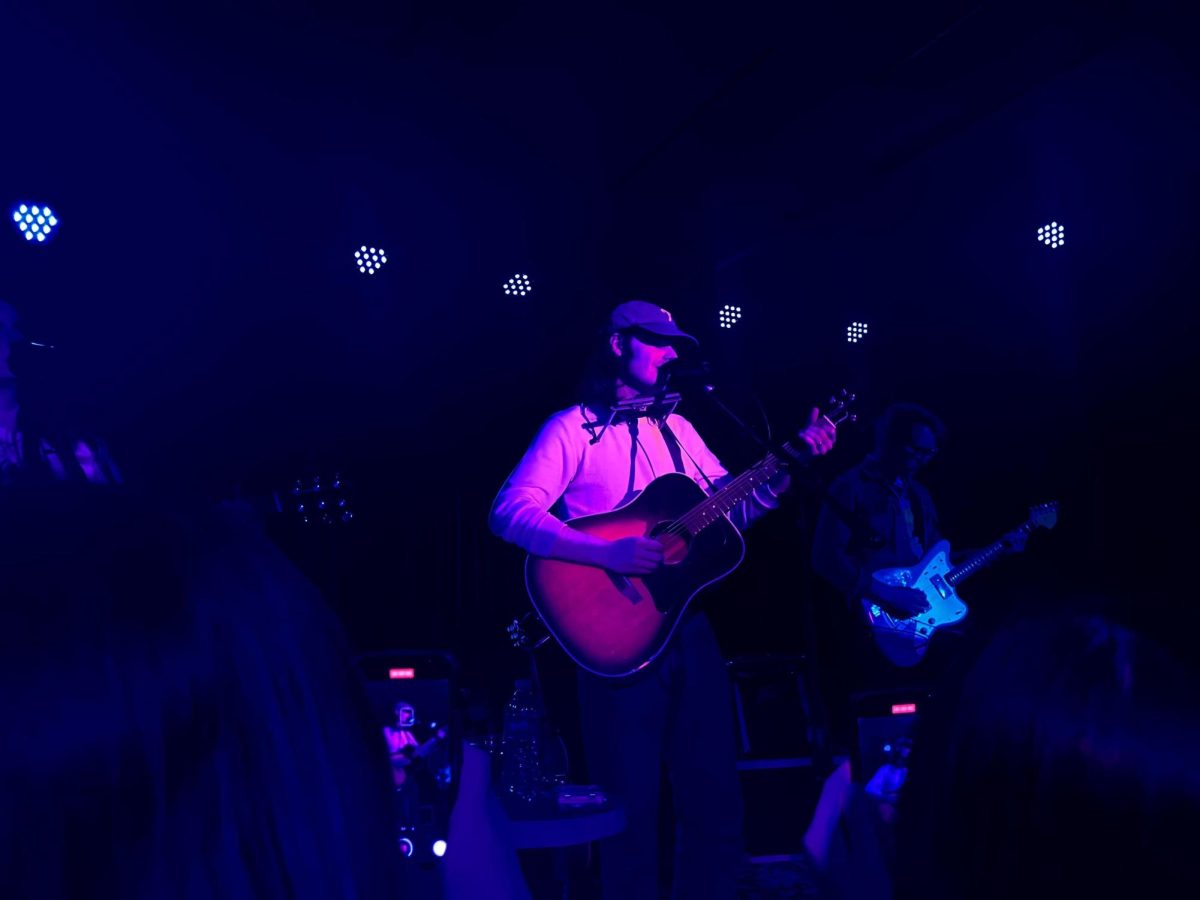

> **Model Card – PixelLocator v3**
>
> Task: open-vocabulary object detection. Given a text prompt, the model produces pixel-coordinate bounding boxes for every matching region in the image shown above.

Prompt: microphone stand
[676,368,836,771]
[671,369,800,466]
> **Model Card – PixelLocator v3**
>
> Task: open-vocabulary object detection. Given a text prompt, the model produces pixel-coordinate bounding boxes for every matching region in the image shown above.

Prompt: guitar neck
[675,444,797,536]
[672,397,853,538]
[945,527,1026,587]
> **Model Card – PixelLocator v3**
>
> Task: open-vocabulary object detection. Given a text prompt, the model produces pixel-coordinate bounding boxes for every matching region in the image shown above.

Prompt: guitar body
[526,472,745,679]
[390,728,448,787]
[860,541,968,668]
[857,502,1057,668]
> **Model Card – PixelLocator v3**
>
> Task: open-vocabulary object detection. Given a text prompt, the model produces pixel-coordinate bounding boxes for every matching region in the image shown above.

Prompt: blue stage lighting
[718,305,742,329]
[355,246,387,274]
[432,840,447,858]
[504,274,532,296]
[847,321,869,343]
[12,203,58,243]
[1037,221,1064,249]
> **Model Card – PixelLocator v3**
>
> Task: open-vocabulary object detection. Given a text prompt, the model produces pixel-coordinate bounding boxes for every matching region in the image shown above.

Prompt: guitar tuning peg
[296,502,306,513]
[317,500,327,510]
[311,476,321,490]
[341,510,354,523]
[332,475,343,489]
[337,498,347,508]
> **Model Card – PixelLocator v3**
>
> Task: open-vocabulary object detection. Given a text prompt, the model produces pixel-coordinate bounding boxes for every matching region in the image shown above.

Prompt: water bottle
[539,724,570,789]
[499,678,542,802]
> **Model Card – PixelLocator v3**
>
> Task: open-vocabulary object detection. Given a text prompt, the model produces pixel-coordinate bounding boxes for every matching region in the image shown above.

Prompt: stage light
[355,246,387,275]
[718,305,742,329]
[12,203,58,243]
[1037,221,1064,249]
[504,274,532,297]
[846,321,869,343]
[432,840,447,858]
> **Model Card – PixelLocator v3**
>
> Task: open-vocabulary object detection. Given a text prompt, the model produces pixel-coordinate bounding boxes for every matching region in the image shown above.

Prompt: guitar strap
[908,486,927,554]
[656,417,719,628]
[656,418,718,492]
[625,417,642,500]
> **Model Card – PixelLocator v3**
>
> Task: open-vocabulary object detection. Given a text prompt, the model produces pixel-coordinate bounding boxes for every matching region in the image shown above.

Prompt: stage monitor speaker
[728,654,822,760]
[356,650,458,865]
[728,654,831,861]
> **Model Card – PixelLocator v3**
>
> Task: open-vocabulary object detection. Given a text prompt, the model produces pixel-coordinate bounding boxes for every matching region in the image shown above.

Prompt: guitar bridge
[610,573,643,604]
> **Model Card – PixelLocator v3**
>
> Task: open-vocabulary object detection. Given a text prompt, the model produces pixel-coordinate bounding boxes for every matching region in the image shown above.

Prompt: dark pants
[577,613,743,900]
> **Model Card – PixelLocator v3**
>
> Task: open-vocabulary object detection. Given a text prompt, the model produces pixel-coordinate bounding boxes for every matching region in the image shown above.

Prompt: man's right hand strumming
[604,536,666,575]
[869,581,930,618]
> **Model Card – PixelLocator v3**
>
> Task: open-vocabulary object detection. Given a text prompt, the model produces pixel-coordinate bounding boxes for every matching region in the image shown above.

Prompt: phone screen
[850,690,925,801]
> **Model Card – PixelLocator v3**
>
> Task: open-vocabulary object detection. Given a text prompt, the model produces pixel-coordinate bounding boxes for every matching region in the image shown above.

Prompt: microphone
[664,360,715,392]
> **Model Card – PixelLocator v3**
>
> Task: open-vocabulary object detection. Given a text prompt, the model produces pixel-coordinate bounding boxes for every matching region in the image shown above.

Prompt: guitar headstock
[1026,501,1058,531]
[275,472,355,526]
[824,388,858,429]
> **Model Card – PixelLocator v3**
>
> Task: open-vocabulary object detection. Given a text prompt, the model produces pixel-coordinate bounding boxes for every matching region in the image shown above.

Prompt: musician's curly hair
[874,401,946,455]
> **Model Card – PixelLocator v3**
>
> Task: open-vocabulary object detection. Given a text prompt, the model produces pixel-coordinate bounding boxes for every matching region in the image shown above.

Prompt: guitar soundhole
[650,524,690,565]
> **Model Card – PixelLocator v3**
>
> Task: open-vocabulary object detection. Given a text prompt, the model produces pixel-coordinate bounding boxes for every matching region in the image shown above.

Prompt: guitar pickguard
[860,503,1058,667]
[864,542,968,667]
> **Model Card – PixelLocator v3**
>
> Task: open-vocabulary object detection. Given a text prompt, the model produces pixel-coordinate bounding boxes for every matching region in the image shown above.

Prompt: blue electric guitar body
[861,502,1058,667]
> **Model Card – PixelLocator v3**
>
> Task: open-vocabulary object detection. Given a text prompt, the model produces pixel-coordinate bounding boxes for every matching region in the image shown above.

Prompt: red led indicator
[389,668,415,680]
[891,703,917,715]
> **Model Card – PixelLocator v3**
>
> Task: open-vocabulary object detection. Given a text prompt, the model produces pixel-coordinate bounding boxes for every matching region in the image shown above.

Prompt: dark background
[4,1,1197,723]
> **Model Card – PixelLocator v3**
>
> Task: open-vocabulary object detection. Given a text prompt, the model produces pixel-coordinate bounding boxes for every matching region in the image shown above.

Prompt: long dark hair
[576,328,623,413]
[896,611,1200,899]
[0,485,397,898]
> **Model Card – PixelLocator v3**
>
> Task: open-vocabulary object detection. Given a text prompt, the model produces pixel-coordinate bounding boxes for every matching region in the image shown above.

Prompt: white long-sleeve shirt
[489,403,780,558]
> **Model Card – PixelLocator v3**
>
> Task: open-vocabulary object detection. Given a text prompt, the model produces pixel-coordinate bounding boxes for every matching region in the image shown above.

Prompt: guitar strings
[662,453,783,537]
[660,403,848,537]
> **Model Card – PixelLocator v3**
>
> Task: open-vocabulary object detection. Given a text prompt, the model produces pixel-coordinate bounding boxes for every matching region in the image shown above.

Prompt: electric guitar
[525,392,855,679]
[861,502,1058,667]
